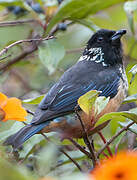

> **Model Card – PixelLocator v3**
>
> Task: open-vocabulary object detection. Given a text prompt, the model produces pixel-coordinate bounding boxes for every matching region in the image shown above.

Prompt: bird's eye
[97,37,103,42]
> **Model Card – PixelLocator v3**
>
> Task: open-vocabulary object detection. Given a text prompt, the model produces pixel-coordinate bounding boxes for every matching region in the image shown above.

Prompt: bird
[4,29,128,149]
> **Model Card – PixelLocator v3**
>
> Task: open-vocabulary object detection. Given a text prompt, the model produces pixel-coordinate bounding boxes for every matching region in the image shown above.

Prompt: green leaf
[78,90,100,115]
[0,0,23,6]
[124,1,137,34]
[96,111,137,127]
[119,108,137,135]
[0,158,34,180]
[113,128,126,149]
[95,96,110,115]
[126,124,137,135]
[46,0,127,34]
[37,143,59,176]
[19,135,45,159]
[38,39,65,75]
[0,122,24,142]
[74,18,100,32]
[123,93,137,104]
[129,64,137,84]
[23,94,45,104]
[119,121,137,135]
[111,106,137,135]
[89,120,110,136]
[110,117,125,135]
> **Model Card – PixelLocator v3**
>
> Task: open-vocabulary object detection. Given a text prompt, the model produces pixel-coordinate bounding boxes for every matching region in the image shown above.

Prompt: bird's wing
[48,76,120,112]
[32,61,121,124]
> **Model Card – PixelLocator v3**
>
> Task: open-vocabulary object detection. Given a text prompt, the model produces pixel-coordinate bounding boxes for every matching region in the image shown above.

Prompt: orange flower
[0,92,27,122]
[91,151,137,180]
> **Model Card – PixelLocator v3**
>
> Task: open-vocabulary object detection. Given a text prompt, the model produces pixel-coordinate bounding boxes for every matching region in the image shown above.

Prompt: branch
[102,152,109,158]
[0,36,55,73]
[67,137,91,158]
[0,36,54,57]
[60,149,83,171]
[0,45,37,72]
[97,121,134,157]
[75,107,97,166]
[41,132,82,171]
[0,19,36,27]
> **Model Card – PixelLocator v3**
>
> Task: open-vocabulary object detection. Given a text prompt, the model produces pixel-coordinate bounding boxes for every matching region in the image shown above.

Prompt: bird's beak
[111,29,126,41]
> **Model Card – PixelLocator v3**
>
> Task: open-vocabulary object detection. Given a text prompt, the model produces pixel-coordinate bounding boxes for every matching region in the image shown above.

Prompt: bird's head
[81,29,126,66]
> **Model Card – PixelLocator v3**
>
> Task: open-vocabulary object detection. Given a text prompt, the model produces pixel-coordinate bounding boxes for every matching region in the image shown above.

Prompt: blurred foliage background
[0,0,137,180]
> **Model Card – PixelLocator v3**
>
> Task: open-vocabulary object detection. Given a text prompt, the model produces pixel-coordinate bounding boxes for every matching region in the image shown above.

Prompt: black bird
[4,29,128,149]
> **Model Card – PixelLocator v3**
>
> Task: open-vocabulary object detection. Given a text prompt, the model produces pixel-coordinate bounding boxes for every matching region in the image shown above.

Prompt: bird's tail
[3,122,49,149]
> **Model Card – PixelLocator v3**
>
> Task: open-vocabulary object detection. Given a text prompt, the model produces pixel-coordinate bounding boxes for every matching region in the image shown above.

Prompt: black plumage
[4,29,128,149]
[32,62,121,124]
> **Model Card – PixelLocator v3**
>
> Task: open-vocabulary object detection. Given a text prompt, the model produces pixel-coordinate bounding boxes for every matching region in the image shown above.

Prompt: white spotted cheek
[78,47,107,66]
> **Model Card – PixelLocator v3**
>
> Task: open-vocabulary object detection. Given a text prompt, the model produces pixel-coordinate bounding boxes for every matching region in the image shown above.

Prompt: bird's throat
[79,47,107,67]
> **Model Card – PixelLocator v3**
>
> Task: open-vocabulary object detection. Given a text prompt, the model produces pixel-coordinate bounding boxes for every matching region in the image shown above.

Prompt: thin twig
[98,131,113,157]
[0,19,36,27]
[60,149,82,171]
[0,45,37,72]
[75,107,97,166]
[0,36,53,72]
[41,132,82,171]
[67,137,91,158]
[41,132,49,141]
[0,18,59,72]
[102,152,109,158]
[97,122,134,158]
[0,36,54,57]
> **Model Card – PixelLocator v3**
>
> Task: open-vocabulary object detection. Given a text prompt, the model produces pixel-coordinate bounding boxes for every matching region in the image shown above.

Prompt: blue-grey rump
[4,29,128,149]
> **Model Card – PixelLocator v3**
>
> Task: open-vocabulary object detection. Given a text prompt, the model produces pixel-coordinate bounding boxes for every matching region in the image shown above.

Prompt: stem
[67,137,91,158]
[75,107,97,166]
[0,45,37,72]
[0,19,36,27]
[98,131,113,157]
[60,149,82,171]
[0,36,54,57]
[41,132,82,171]
[97,122,134,158]
[102,152,109,158]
